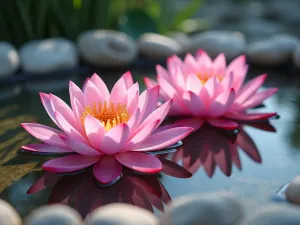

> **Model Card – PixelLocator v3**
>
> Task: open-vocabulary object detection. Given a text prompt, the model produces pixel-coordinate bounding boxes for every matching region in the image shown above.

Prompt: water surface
[0,67,300,217]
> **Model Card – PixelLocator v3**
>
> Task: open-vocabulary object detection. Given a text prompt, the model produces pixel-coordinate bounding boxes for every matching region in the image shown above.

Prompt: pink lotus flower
[144,50,278,130]
[21,72,193,184]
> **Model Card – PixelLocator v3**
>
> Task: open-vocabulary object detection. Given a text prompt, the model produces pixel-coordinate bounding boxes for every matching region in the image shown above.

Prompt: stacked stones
[1,187,300,225]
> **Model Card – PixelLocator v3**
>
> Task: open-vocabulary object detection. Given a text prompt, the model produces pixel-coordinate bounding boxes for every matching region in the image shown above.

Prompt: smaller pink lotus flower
[21,72,193,184]
[144,50,278,130]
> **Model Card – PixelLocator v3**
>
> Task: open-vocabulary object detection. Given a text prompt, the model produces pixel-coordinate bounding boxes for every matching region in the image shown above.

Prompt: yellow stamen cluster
[81,101,129,131]
[196,73,222,84]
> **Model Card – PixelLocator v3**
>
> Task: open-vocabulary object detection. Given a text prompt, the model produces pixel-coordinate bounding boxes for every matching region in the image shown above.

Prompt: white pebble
[0,42,19,77]
[138,33,183,59]
[189,30,246,60]
[286,176,300,204]
[159,191,244,225]
[78,30,137,67]
[239,204,300,225]
[0,199,22,225]
[85,203,158,225]
[25,204,82,225]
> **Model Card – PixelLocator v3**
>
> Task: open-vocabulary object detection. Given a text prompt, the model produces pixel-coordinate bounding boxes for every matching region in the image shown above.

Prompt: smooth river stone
[25,204,83,225]
[20,38,79,73]
[0,199,22,225]
[286,176,300,204]
[0,42,19,77]
[159,191,244,225]
[189,30,246,60]
[85,203,158,225]
[239,204,300,225]
[246,34,299,66]
[293,45,300,68]
[78,30,137,67]
[138,33,183,59]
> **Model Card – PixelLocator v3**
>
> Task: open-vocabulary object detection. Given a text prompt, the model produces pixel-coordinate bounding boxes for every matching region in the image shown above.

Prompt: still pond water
[0,67,300,218]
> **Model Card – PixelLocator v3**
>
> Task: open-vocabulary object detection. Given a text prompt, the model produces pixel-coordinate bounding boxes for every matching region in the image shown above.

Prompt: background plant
[0,0,205,47]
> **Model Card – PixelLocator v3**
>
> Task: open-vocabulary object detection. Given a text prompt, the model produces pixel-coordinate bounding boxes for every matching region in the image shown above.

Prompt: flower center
[196,73,222,84]
[81,101,129,131]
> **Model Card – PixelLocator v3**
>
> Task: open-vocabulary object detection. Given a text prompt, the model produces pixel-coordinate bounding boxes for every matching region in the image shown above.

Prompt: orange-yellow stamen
[196,73,222,84]
[81,101,129,131]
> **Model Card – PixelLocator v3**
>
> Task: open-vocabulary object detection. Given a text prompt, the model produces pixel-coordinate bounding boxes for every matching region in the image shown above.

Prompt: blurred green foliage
[0,0,204,47]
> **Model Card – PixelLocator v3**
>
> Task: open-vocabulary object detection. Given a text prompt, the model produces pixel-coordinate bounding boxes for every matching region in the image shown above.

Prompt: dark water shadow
[167,121,276,177]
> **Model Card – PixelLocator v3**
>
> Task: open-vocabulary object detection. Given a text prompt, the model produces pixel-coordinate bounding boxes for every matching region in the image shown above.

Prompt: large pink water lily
[144,50,278,130]
[21,72,193,184]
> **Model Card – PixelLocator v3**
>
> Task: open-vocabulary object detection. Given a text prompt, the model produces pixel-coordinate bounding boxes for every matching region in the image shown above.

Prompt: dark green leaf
[118,9,157,39]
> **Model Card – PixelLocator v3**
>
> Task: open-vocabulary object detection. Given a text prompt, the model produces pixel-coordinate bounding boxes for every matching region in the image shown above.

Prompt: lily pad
[118,9,158,39]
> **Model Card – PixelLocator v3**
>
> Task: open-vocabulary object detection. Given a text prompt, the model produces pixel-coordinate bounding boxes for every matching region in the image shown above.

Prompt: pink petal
[213,53,226,70]
[69,81,84,109]
[21,143,73,153]
[144,77,158,88]
[122,71,134,89]
[184,54,199,72]
[127,109,141,136]
[239,88,278,110]
[207,119,238,130]
[126,83,140,115]
[42,155,100,173]
[90,73,110,101]
[225,112,277,121]
[110,73,128,104]
[65,138,101,156]
[186,74,202,95]
[221,72,234,91]
[182,91,205,116]
[134,127,193,151]
[209,89,235,117]
[128,120,160,147]
[199,87,211,107]
[115,152,162,173]
[226,55,247,91]
[172,66,185,89]
[21,123,66,148]
[99,124,130,155]
[39,93,60,128]
[93,156,122,184]
[141,86,160,122]
[50,94,77,128]
[84,80,104,107]
[195,50,213,66]
[205,76,219,98]
[167,55,183,74]
[157,76,177,99]
[84,115,106,150]
[72,97,84,125]
[55,111,87,144]
[235,74,267,104]
[156,65,172,83]
[173,117,204,131]
[136,100,173,135]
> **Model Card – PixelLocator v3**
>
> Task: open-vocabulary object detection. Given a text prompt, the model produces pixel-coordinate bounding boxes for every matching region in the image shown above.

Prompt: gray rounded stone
[0,199,22,225]
[0,42,19,77]
[78,30,137,67]
[159,191,244,225]
[85,203,158,225]
[25,204,82,225]
[246,34,299,66]
[293,46,300,68]
[20,38,78,73]
[239,204,300,225]
[286,176,300,204]
[189,30,246,60]
[138,33,183,59]
[168,32,191,53]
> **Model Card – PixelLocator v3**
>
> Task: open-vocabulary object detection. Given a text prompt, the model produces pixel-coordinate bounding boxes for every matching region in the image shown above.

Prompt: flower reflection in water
[168,121,276,177]
[26,158,191,218]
